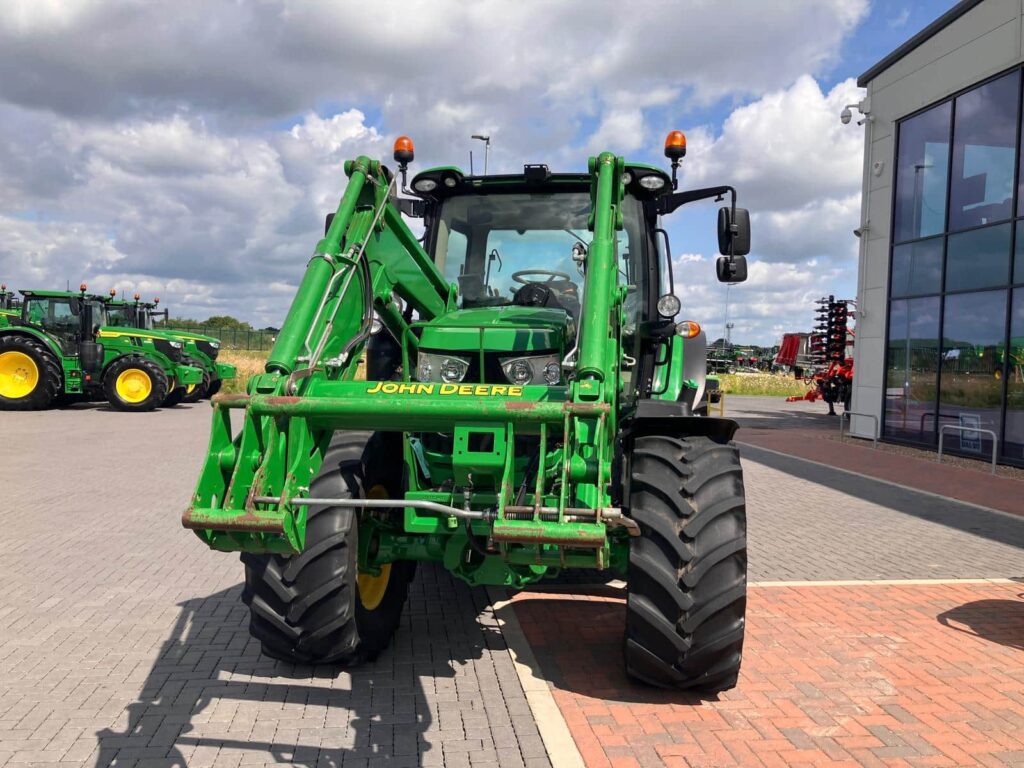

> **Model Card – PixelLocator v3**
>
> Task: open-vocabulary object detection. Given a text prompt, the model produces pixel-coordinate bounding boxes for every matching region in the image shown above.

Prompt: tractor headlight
[637,173,666,190]
[169,341,182,349]
[416,352,470,383]
[500,354,561,386]
[505,359,533,385]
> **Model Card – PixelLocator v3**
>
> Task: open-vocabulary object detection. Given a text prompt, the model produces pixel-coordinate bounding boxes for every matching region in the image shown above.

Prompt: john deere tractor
[101,292,236,402]
[0,285,203,411]
[184,133,750,691]
[0,283,18,316]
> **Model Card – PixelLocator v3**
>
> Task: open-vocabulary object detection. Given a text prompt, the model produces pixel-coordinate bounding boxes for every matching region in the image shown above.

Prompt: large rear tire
[241,431,413,665]
[0,335,62,411]
[624,434,746,691]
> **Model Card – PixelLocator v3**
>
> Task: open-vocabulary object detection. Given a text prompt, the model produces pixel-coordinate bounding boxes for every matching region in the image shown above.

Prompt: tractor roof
[409,162,672,202]
[19,289,91,299]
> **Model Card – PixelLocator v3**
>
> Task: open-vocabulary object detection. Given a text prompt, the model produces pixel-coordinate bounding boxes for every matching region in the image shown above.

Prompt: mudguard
[624,398,738,442]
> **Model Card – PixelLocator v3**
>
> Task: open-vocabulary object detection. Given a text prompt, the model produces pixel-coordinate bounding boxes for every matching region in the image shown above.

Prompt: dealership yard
[1,397,1023,767]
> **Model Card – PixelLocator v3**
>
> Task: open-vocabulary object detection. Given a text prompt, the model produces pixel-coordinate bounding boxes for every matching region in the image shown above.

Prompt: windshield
[433,192,645,316]
[105,306,132,327]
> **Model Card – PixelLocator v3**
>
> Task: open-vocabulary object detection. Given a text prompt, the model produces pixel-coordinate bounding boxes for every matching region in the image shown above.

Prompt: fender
[0,326,65,361]
[623,398,738,442]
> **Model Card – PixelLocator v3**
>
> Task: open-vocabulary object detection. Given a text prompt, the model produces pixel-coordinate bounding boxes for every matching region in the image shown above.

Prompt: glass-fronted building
[854,0,1024,466]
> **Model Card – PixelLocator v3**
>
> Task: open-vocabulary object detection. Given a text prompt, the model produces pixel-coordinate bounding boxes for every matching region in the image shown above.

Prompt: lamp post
[471,134,490,176]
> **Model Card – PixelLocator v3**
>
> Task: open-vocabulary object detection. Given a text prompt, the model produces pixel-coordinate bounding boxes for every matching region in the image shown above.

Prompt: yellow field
[218,350,265,394]
[217,350,367,394]
[716,372,810,398]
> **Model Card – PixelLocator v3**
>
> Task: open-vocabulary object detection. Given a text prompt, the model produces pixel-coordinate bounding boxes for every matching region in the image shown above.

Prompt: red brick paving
[512,582,1024,767]
[739,426,1024,518]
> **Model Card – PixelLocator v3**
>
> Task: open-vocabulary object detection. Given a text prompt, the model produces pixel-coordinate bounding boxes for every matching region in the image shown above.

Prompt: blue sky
[0,0,964,344]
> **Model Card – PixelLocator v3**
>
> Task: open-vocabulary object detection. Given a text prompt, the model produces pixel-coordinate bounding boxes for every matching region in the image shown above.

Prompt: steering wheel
[511,269,573,285]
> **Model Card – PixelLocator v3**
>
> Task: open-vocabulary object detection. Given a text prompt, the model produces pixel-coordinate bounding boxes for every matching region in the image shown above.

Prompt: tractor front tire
[0,335,62,411]
[205,378,222,398]
[241,431,413,666]
[103,357,169,412]
[163,386,186,408]
[624,434,747,692]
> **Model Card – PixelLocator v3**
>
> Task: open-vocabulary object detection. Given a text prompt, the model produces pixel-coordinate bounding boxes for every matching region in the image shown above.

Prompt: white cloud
[0,0,870,332]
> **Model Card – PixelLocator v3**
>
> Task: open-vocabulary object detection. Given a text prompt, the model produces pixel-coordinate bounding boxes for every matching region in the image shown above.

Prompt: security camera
[840,107,853,125]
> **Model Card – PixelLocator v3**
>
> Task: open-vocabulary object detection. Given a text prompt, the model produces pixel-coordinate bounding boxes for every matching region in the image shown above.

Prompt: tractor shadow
[94,567,502,767]
[509,591,728,706]
[936,593,1024,652]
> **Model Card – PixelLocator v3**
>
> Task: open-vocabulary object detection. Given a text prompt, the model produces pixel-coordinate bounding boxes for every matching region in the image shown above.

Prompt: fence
[163,326,277,351]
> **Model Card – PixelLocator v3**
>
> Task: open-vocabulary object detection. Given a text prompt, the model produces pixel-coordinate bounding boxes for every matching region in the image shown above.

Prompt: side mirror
[716,255,748,283]
[717,206,750,256]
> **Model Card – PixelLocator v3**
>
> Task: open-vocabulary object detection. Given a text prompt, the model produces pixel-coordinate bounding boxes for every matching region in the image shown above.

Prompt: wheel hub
[115,369,152,403]
[0,351,39,399]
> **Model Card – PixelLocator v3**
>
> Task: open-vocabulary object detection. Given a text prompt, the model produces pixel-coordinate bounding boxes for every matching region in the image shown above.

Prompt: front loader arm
[266,157,452,381]
[185,156,455,553]
[184,152,633,561]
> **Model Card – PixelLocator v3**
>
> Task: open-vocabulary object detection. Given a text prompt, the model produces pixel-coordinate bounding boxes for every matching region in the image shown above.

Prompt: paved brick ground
[512,582,1024,768]
[727,395,1024,517]
[2,401,1023,767]
[0,404,549,768]
[743,444,1024,581]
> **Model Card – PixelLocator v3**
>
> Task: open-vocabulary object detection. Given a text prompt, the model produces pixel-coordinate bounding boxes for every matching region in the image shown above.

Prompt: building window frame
[882,63,1024,466]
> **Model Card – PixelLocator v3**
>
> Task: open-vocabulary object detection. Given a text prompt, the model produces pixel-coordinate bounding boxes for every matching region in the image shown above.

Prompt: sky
[0,0,961,344]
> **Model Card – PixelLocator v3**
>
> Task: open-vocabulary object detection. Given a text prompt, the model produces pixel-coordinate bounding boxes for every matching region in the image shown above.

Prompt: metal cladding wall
[853,0,1024,440]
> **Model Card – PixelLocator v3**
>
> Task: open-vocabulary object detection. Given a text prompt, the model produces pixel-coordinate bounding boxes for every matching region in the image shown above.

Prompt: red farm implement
[783,296,855,415]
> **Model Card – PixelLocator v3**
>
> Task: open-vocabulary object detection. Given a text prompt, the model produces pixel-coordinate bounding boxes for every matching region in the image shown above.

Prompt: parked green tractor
[101,292,236,402]
[183,133,751,690]
[0,283,18,317]
[0,285,203,411]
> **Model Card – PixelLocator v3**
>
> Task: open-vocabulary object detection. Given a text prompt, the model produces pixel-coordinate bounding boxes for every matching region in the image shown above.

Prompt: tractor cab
[9,286,108,383]
[382,151,750,405]
[0,283,18,314]
[19,288,105,358]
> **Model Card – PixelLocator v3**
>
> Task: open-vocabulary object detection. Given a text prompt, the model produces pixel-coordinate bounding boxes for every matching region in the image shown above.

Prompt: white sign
[959,413,982,453]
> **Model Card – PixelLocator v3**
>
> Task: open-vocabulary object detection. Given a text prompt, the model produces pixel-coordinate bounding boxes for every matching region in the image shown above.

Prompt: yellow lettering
[381,382,400,394]
[508,386,524,396]
[398,383,416,394]
[474,385,489,396]
[491,385,507,396]
[440,383,458,395]
[366,381,384,394]
[416,384,435,394]
[459,384,473,395]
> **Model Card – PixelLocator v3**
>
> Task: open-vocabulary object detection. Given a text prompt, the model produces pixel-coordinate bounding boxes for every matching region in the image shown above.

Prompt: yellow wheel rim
[0,351,39,399]
[115,368,153,404]
[357,484,392,611]
[357,563,392,611]
[186,383,197,394]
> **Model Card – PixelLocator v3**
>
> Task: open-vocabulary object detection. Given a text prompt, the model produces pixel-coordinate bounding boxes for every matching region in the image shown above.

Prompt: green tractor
[0,283,19,317]
[0,284,203,411]
[101,292,236,402]
[183,132,751,691]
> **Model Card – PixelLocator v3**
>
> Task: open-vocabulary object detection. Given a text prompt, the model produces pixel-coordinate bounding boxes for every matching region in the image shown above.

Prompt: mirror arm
[655,185,736,216]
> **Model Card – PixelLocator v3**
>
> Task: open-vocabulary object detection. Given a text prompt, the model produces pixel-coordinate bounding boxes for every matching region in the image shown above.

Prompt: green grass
[717,372,810,398]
